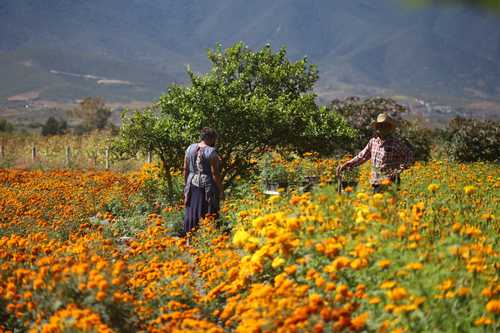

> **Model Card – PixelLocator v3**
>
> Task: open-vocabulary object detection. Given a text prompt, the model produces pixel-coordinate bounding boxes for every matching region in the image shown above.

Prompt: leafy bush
[0,118,14,132]
[259,153,289,188]
[442,117,500,162]
[399,120,434,161]
[72,97,112,131]
[41,117,68,136]
[330,96,433,160]
[330,96,406,150]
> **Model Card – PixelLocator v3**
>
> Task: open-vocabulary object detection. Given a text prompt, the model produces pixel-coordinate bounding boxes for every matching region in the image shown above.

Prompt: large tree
[116,42,355,191]
[163,42,355,184]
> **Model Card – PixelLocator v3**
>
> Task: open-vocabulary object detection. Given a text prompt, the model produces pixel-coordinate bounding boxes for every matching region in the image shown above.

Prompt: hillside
[0,0,499,117]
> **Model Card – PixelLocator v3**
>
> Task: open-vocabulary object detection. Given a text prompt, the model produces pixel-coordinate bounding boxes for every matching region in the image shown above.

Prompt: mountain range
[1,0,500,118]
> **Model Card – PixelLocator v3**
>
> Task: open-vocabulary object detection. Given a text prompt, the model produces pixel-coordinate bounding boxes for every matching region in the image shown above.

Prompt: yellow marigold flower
[336,284,349,297]
[427,183,440,193]
[331,256,351,271]
[463,185,476,195]
[411,202,425,220]
[369,297,381,304]
[350,258,368,270]
[486,299,500,315]
[394,304,418,314]
[315,276,326,288]
[406,262,423,270]
[268,195,281,204]
[438,279,454,291]
[232,229,250,247]
[481,213,495,222]
[380,280,397,289]
[286,218,300,231]
[384,303,396,313]
[356,192,369,201]
[309,293,322,305]
[271,257,286,269]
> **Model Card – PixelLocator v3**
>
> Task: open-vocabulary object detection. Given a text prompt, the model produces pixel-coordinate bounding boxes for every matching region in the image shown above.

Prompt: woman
[183,127,223,237]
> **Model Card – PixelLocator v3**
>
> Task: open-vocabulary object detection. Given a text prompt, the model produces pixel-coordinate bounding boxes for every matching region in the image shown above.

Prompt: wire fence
[0,134,152,171]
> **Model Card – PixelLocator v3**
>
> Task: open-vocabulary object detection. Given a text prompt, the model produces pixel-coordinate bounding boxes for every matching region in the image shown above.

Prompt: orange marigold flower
[388,287,408,301]
[351,312,369,330]
[406,262,423,270]
[377,259,391,269]
[486,299,500,315]
[96,291,106,302]
[284,265,297,275]
[474,317,493,326]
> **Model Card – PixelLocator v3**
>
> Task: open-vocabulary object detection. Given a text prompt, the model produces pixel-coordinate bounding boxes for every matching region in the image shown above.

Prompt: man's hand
[336,162,350,176]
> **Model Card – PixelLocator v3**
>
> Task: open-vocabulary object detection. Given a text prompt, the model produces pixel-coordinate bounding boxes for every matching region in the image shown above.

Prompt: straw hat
[372,113,396,129]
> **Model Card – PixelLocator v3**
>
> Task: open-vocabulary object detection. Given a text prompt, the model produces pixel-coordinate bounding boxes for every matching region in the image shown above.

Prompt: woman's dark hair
[200,127,217,142]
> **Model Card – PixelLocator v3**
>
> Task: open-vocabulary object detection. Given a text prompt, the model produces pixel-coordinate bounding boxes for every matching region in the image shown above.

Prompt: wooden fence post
[105,148,110,170]
[0,145,4,160]
[147,151,152,163]
[65,146,71,167]
[31,144,37,162]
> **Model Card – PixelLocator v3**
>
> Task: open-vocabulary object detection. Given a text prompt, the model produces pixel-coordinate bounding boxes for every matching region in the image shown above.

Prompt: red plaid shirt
[349,136,413,185]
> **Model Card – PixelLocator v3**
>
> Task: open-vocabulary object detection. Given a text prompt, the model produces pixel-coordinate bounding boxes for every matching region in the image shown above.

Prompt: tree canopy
[115,42,356,194]
[406,0,500,13]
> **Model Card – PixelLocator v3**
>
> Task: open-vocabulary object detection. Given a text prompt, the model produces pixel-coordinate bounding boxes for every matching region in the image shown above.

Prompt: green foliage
[330,97,407,150]
[72,97,112,132]
[406,0,500,13]
[331,96,433,161]
[442,117,500,162]
[41,117,68,136]
[260,154,289,187]
[157,42,355,185]
[0,118,14,132]
[115,42,355,193]
[399,120,434,161]
[113,108,188,200]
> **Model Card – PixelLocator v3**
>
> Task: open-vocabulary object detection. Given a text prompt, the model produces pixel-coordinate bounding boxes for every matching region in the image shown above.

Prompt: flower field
[0,159,499,332]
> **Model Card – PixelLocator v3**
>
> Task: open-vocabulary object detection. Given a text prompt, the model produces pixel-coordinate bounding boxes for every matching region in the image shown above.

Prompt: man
[337,113,413,192]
